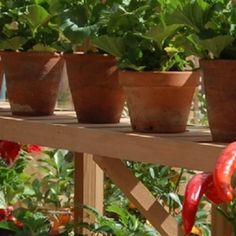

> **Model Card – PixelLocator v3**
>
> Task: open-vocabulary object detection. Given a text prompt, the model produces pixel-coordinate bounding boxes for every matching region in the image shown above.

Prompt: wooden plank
[94,155,182,236]
[211,205,232,236]
[74,153,104,233]
[0,117,224,171]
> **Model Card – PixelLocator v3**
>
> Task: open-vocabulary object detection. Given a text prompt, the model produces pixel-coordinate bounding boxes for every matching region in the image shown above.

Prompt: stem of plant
[231,220,236,236]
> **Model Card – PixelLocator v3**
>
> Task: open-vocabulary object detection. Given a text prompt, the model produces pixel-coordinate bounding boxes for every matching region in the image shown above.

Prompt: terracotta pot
[0,57,4,91]
[1,52,64,116]
[200,59,236,142]
[119,70,199,133]
[64,53,125,123]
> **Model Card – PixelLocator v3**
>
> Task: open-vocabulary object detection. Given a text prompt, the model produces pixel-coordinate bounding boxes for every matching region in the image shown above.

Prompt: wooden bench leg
[94,155,182,236]
[74,153,104,233]
[212,204,232,236]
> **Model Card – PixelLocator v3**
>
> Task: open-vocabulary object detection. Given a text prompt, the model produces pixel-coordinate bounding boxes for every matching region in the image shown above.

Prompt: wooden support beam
[74,153,104,233]
[94,155,182,236]
[212,205,232,236]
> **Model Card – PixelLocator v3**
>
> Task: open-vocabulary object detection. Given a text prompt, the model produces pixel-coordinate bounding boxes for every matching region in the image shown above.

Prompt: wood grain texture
[0,102,229,235]
[212,204,232,236]
[74,153,103,234]
[0,114,224,171]
[94,156,183,236]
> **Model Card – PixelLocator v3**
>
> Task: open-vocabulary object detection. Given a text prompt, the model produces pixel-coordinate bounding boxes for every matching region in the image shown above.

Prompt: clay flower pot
[1,52,64,116]
[64,53,125,123]
[200,59,236,142]
[0,57,4,91]
[119,70,200,133]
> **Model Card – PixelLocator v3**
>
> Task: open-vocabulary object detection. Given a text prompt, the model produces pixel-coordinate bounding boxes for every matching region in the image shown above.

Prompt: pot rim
[119,69,200,75]
[63,51,113,58]
[200,59,236,64]
[0,51,61,58]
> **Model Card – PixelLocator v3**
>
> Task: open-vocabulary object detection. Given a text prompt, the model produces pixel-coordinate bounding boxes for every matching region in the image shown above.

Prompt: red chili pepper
[204,175,224,204]
[14,219,24,228]
[182,172,213,236]
[213,142,236,202]
[22,144,42,153]
[26,144,42,153]
[0,208,8,221]
[0,140,21,164]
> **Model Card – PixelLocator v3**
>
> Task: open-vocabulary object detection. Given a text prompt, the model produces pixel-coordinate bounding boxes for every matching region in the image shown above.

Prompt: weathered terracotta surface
[119,70,199,133]
[64,53,125,123]
[200,60,236,142]
[1,52,64,116]
[0,57,4,91]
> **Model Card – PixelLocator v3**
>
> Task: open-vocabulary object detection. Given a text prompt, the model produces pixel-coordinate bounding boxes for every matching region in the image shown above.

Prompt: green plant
[54,0,125,53]
[24,149,74,210]
[166,0,236,59]
[0,208,50,236]
[0,0,70,51]
[127,162,185,215]
[0,151,32,208]
[92,0,195,71]
[0,146,75,235]
[78,203,160,236]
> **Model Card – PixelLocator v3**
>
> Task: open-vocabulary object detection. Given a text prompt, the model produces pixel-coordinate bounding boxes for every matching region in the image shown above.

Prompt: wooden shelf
[0,101,227,236]
[0,102,224,172]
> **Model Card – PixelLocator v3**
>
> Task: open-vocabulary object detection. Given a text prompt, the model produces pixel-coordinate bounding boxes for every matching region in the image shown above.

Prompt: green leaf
[0,191,6,208]
[61,19,98,45]
[29,43,56,52]
[168,192,182,208]
[0,221,16,231]
[199,35,234,58]
[166,0,212,32]
[55,5,89,27]
[20,5,50,32]
[0,36,27,50]
[174,34,205,57]
[144,24,181,48]
[93,35,125,58]
[53,150,65,172]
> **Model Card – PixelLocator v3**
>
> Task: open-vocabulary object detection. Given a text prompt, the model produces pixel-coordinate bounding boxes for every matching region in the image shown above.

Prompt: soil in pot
[1,52,64,116]
[64,53,125,123]
[200,59,236,142]
[119,70,199,133]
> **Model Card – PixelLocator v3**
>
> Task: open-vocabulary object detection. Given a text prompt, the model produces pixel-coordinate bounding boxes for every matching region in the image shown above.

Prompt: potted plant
[167,0,236,141]
[0,1,66,116]
[55,1,125,123]
[93,1,199,133]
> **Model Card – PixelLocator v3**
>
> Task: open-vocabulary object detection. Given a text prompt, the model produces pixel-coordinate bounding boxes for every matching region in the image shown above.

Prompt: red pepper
[0,206,23,227]
[0,209,8,221]
[182,172,213,235]
[204,175,224,204]
[22,144,42,153]
[0,140,21,164]
[213,142,236,202]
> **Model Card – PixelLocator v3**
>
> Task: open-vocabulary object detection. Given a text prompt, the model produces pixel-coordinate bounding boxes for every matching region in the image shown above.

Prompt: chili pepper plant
[182,142,236,236]
[0,141,75,235]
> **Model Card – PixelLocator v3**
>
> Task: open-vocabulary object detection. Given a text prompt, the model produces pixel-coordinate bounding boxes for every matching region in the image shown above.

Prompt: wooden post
[212,204,232,236]
[74,153,104,233]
